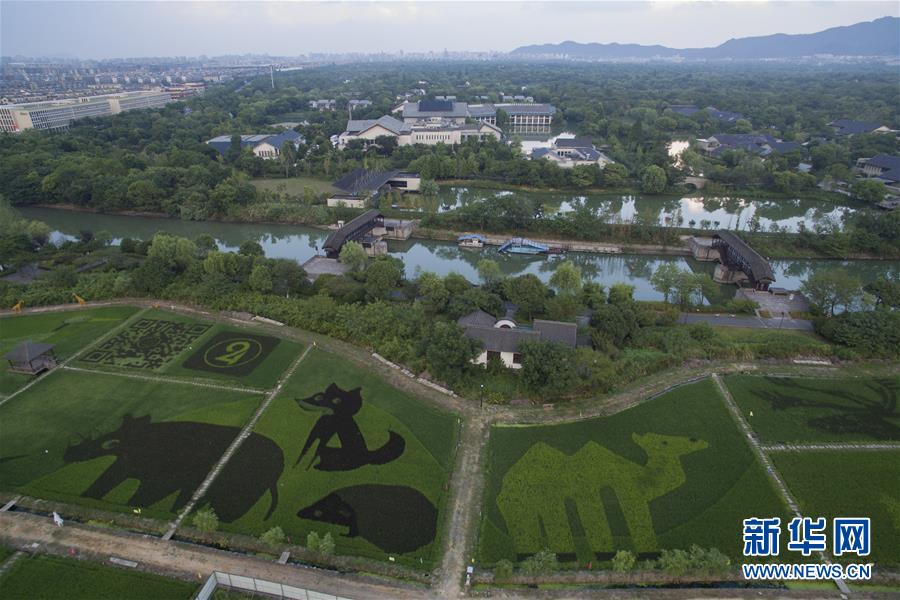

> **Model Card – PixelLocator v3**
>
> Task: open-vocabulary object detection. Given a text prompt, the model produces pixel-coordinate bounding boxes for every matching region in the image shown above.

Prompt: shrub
[611,550,636,572]
[520,549,559,575]
[193,507,219,533]
[260,526,286,548]
[494,559,514,582]
[306,531,320,551]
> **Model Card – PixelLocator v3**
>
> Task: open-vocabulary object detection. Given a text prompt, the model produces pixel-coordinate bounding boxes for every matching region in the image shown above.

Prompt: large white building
[206,130,304,160]
[531,137,614,168]
[0,90,173,133]
[337,114,501,148]
[395,99,556,131]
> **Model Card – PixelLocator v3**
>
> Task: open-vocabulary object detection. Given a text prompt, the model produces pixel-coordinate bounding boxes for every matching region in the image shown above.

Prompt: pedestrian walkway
[62,365,268,395]
[762,442,900,452]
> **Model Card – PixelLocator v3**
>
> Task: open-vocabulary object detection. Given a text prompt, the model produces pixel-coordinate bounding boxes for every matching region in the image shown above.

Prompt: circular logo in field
[203,338,264,369]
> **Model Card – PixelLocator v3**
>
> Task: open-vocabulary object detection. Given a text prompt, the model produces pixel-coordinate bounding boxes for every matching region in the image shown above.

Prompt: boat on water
[498,237,549,255]
[457,233,486,249]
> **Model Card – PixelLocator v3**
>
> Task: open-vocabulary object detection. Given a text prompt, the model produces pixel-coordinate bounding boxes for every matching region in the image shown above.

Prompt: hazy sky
[2,1,898,59]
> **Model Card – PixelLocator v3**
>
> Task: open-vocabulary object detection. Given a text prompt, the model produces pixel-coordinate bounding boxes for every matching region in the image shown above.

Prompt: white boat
[458,234,486,249]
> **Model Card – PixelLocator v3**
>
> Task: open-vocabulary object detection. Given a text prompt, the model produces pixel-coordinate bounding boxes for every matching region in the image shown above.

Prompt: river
[19,207,899,303]
[421,187,863,233]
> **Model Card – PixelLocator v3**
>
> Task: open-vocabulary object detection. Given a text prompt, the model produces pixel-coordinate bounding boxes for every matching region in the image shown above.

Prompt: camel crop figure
[497,432,708,556]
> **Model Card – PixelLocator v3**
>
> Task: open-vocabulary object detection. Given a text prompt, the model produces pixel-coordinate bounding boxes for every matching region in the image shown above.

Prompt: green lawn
[0,554,196,599]
[251,176,337,197]
[201,348,460,569]
[0,546,13,564]
[724,375,900,443]
[0,306,140,395]
[772,450,900,566]
[479,379,788,566]
[73,309,303,389]
[0,370,260,520]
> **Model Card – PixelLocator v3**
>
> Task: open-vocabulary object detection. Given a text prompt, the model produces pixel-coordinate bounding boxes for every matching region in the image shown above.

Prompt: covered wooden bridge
[712,230,775,291]
[322,210,384,258]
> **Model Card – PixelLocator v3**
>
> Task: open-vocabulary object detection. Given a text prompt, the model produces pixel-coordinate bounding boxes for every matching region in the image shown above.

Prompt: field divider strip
[761,442,900,452]
[60,365,268,395]
[0,307,150,409]
[711,374,852,596]
[162,343,316,540]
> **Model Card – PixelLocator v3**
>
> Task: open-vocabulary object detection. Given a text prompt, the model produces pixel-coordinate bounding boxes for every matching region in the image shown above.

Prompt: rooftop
[829,119,885,135]
[3,341,55,363]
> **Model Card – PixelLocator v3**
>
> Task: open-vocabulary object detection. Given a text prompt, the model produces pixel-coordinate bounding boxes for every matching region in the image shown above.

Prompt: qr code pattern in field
[81,319,211,370]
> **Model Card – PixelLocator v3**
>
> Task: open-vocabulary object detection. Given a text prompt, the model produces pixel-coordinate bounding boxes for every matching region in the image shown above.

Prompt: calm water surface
[19,207,898,303]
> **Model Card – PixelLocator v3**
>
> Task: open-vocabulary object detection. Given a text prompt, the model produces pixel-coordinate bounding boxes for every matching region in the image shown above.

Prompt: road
[681,312,814,331]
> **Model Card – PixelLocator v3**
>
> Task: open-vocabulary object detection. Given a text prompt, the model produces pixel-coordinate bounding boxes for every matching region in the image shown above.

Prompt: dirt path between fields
[0,511,425,599]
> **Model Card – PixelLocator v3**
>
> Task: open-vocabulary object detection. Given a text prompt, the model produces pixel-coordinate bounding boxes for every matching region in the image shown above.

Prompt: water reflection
[19,207,898,303]
[434,187,861,232]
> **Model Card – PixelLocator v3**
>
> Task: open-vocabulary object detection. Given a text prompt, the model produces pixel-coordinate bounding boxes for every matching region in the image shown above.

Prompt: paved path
[0,550,24,579]
[0,512,423,600]
[163,344,315,540]
[681,313,814,331]
[762,442,900,452]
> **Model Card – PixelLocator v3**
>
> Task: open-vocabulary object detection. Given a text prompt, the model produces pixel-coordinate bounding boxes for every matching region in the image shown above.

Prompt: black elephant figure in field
[64,414,283,522]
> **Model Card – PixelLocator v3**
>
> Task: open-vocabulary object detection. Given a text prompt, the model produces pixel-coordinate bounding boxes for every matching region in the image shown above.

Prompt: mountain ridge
[511,17,900,60]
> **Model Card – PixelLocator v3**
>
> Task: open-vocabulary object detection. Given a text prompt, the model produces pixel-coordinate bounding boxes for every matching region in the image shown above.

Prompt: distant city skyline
[2,1,898,60]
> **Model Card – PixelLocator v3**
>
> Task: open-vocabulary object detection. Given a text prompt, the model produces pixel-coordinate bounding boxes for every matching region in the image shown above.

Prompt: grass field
[478,379,788,566]
[724,375,900,443]
[772,451,900,565]
[73,309,304,389]
[0,306,140,395]
[201,348,460,569]
[0,370,261,520]
[251,176,337,197]
[0,554,196,599]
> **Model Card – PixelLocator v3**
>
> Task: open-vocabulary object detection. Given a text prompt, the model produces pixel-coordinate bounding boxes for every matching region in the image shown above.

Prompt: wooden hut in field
[3,341,57,375]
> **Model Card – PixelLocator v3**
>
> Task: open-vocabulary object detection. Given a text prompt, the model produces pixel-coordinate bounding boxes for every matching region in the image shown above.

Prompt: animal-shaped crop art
[755,377,899,439]
[297,484,437,553]
[63,414,283,522]
[294,384,405,471]
[497,433,708,555]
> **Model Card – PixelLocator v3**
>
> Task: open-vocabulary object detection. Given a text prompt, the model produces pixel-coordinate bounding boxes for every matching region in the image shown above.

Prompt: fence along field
[197,348,460,569]
[479,379,788,566]
[724,375,900,443]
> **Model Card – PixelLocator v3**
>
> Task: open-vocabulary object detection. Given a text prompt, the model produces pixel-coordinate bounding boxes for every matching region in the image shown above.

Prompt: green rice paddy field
[0,306,140,395]
[0,554,196,599]
[772,450,900,566]
[724,375,900,443]
[478,379,789,566]
[201,347,460,569]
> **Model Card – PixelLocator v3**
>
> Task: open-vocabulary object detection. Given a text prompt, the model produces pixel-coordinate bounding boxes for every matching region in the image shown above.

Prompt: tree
[417,272,449,313]
[607,282,635,305]
[280,141,297,178]
[503,274,547,319]
[420,179,439,199]
[650,263,680,304]
[476,258,503,286]
[591,303,639,347]
[147,233,197,272]
[271,259,310,297]
[339,241,367,272]
[249,264,274,293]
[193,507,219,533]
[602,163,629,188]
[802,270,862,316]
[865,276,900,309]
[319,532,335,555]
[519,340,578,396]
[519,549,559,576]
[494,559,514,582]
[260,526,286,548]
[548,260,582,296]
[658,548,691,576]
[238,240,264,257]
[364,258,402,301]
[852,179,887,204]
[612,550,636,572]
[306,531,320,551]
[641,165,667,194]
[424,322,479,382]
